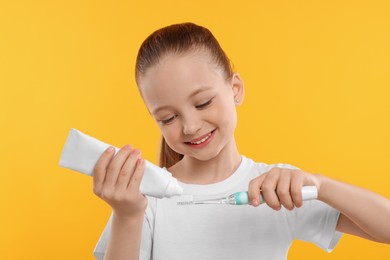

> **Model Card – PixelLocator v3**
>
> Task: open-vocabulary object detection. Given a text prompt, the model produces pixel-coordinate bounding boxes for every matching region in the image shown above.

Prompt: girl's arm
[93,145,148,260]
[104,212,145,260]
[317,175,390,243]
[248,167,390,243]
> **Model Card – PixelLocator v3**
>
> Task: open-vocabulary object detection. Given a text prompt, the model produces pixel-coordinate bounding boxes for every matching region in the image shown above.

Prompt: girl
[92,23,390,260]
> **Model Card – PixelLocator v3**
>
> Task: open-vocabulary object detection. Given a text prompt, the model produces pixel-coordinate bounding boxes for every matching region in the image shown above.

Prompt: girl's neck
[168,139,242,185]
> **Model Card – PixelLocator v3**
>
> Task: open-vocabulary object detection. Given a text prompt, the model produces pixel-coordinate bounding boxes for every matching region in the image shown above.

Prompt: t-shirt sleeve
[292,200,343,252]
[93,197,155,260]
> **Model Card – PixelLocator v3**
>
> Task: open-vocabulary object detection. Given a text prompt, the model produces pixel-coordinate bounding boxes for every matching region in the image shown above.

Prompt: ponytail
[159,136,183,168]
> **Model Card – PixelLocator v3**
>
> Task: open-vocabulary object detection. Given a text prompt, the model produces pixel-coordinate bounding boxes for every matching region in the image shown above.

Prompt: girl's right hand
[92,145,148,218]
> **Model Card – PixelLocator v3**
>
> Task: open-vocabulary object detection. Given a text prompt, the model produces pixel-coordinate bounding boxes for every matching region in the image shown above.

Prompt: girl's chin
[184,148,222,162]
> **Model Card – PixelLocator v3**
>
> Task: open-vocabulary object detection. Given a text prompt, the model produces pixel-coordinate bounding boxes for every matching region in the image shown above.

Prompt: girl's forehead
[140,53,225,94]
[141,49,222,79]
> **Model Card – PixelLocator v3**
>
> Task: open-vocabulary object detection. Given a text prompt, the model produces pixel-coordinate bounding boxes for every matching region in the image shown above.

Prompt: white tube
[59,128,184,198]
[301,186,318,201]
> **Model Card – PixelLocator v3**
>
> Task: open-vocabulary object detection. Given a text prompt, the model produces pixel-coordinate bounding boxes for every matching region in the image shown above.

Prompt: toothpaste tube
[59,128,184,198]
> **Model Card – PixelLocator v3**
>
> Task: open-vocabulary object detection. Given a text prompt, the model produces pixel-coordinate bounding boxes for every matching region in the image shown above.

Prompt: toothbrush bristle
[177,201,193,205]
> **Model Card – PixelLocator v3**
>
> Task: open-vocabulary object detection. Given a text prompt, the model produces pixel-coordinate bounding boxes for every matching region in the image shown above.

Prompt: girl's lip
[184,130,216,149]
[185,130,215,144]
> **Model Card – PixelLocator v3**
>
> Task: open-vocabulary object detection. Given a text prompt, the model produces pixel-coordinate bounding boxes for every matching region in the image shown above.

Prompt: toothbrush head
[177,198,228,205]
[177,192,251,206]
[177,201,195,206]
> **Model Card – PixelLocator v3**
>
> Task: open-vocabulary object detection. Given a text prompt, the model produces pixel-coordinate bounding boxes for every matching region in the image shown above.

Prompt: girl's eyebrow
[188,86,213,99]
[152,105,171,115]
[152,86,213,115]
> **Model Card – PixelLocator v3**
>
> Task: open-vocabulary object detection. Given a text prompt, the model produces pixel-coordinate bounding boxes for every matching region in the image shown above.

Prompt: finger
[262,168,281,210]
[104,144,132,187]
[93,146,115,195]
[248,174,266,207]
[276,171,294,210]
[291,171,304,207]
[116,149,141,191]
[127,157,146,192]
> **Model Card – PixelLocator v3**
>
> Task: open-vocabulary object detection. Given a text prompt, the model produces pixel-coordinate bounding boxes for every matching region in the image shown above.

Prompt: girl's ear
[231,72,245,106]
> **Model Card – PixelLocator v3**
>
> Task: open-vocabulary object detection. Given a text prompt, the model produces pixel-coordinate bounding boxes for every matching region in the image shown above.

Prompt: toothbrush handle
[235,186,318,205]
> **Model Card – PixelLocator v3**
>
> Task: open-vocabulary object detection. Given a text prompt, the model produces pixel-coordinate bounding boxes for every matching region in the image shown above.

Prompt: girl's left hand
[248,167,321,210]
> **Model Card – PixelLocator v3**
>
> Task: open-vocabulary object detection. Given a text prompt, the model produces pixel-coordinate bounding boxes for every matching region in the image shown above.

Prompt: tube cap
[165,181,184,198]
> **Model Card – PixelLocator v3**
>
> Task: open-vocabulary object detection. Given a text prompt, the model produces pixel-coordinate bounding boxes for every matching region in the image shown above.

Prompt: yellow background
[1,0,389,259]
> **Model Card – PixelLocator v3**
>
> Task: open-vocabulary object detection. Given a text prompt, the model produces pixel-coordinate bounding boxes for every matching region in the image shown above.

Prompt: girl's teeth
[191,132,211,145]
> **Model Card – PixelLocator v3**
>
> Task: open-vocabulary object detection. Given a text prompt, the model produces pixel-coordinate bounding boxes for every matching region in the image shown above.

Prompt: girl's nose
[182,117,202,136]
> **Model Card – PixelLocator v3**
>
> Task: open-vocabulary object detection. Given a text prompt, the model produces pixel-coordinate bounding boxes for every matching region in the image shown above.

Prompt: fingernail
[122,144,129,150]
[132,149,142,160]
[251,199,258,206]
[106,147,114,153]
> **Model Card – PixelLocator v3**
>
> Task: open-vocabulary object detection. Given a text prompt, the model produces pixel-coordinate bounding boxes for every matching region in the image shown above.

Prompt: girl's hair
[135,22,234,168]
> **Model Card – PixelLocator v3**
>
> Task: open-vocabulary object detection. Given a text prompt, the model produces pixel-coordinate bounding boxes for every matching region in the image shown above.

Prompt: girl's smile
[184,129,216,148]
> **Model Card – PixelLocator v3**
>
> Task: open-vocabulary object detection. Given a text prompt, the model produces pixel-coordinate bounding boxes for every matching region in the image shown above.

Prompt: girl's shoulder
[243,155,300,176]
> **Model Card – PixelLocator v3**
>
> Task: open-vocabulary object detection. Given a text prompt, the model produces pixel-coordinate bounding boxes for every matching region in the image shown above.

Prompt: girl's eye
[196,98,213,109]
[159,115,177,125]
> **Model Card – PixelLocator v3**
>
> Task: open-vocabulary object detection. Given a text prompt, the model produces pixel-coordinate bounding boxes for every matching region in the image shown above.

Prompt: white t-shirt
[94,155,342,260]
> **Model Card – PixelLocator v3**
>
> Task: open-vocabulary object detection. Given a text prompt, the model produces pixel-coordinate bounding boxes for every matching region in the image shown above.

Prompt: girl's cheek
[218,103,236,123]
[162,125,179,140]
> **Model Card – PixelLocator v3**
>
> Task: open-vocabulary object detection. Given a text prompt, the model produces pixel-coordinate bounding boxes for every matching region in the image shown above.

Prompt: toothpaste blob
[59,128,184,198]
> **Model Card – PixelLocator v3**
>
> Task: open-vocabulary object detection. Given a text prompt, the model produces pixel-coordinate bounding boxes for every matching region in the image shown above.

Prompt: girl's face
[138,51,244,162]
